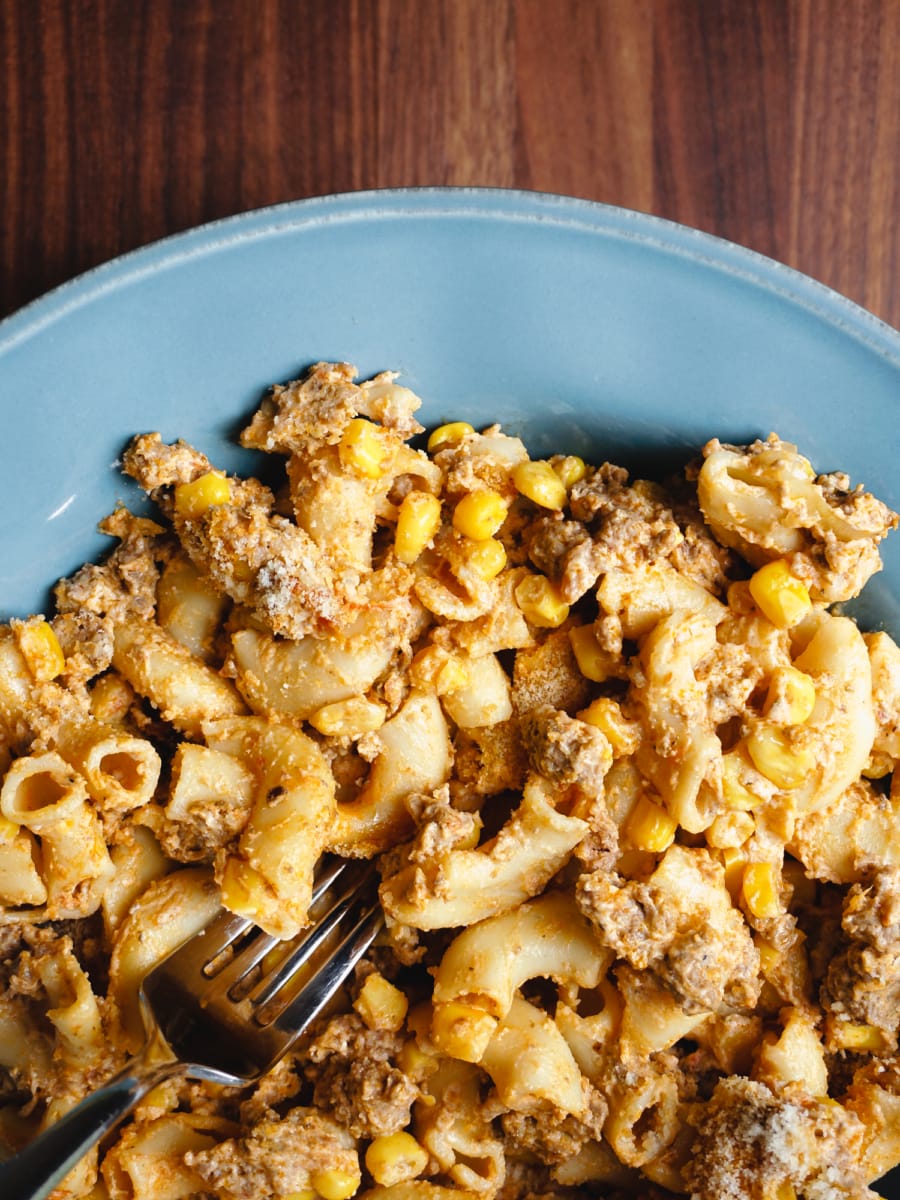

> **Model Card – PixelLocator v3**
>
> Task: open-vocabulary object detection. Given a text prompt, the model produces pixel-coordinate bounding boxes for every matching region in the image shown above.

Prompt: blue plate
[0,188,898,631]
[0,189,898,1195]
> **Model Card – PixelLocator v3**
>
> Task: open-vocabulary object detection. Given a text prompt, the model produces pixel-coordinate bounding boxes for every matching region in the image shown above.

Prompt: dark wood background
[2,0,899,330]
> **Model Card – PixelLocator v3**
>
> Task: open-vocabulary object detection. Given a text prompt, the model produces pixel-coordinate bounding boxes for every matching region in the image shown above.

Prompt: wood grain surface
[2,0,899,328]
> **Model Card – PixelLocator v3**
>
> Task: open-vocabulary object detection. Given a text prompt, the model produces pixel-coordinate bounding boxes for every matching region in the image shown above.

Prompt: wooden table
[2,0,899,330]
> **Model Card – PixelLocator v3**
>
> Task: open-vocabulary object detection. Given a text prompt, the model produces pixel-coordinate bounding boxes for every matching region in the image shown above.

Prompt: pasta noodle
[1,362,898,1200]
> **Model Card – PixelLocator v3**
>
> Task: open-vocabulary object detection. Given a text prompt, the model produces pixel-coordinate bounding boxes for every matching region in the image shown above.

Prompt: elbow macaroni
[1,362,899,1200]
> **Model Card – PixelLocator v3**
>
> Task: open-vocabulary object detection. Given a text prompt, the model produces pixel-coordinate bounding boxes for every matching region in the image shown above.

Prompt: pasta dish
[0,362,898,1200]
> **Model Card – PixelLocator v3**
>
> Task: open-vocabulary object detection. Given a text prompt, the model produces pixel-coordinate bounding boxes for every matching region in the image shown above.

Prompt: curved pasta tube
[555,981,623,1083]
[597,559,726,639]
[0,818,46,907]
[109,867,221,1052]
[112,617,246,736]
[231,615,397,721]
[156,552,229,662]
[431,891,610,1061]
[617,965,711,1057]
[102,823,170,939]
[219,724,336,937]
[789,778,900,884]
[379,774,588,930]
[753,1007,828,1097]
[55,719,161,817]
[752,612,875,814]
[331,690,451,858]
[413,1058,505,1195]
[633,609,722,832]
[439,653,512,729]
[34,940,105,1069]
[102,1112,236,1200]
[603,1059,681,1169]
[480,993,588,1118]
[0,751,113,918]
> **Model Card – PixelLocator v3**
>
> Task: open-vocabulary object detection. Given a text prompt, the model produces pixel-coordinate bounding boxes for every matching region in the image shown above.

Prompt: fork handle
[0,1056,182,1200]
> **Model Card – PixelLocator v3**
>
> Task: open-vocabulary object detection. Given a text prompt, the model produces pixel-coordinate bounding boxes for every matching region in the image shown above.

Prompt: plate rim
[2,186,900,368]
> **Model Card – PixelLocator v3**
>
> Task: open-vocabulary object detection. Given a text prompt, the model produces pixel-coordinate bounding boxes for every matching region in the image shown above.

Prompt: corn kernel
[464,536,507,580]
[749,560,812,629]
[578,697,639,757]
[774,1183,797,1200]
[764,666,817,726]
[16,619,65,682]
[552,455,587,489]
[410,645,471,694]
[452,489,507,540]
[427,421,474,453]
[569,624,611,682]
[756,937,780,976]
[311,1168,361,1200]
[829,1021,889,1053]
[431,1000,498,1062]
[309,695,386,738]
[742,862,782,919]
[283,1192,317,1200]
[511,459,568,510]
[706,810,755,849]
[397,1038,439,1080]
[365,1132,429,1187]
[745,725,815,791]
[721,752,766,811]
[395,491,442,564]
[89,672,135,724]
[515,574,570,628]
[626,796,677,853]
[339,417,388,479]
[354,972,409,1033]
[174,470,232,518]
[721,846,747,901]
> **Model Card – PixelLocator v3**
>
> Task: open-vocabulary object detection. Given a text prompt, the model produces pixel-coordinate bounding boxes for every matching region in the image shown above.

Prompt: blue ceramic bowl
[1,188,898,633]
[0,189,898,1197]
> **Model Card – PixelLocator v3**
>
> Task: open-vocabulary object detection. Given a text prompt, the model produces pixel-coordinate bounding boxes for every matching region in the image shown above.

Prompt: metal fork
[2,857,384,1200]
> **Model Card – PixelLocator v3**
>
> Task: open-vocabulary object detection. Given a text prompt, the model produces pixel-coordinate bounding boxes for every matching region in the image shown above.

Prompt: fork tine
[201,858,355,996]
[261,902,384,1033]
[250,862,379,1007]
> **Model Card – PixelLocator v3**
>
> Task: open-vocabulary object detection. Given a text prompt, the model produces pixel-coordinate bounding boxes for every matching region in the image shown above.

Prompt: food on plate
[0,361,899,1199]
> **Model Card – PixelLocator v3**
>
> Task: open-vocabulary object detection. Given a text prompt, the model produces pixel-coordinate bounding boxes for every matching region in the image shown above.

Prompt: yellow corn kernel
[17,619,65,681]
[427,421,474,453]
[749,560,812,629]
[829,1021,889,1053]
[410,645,471,694]
[397,1037,439,1080]
[745,725,815,791]
[721,752,766,811]
[764,665,817,726]
[89,672,135,724]
[283,1192,317,1200]
[339,417,388,479]
[569,624,611,682]
[742,862,782,920]
[721,846,747,902]
[514,574,570,629]
[354,972,409,1033]
[552,455,587,489]
[311,1168,361,1200]
[511,459,568,510]
[578,697,639,757]
[706,810,755,850]
[626,796,677,853]
[452,489,507,540]
[774,1183,797,1200]
[431,1000,498,1063]
[308,695,386,738]
[365,1132,429,1187]
[395,491,442,564]
[174,470,231,518]
[464,536,507,580]
[756,937,780,977]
